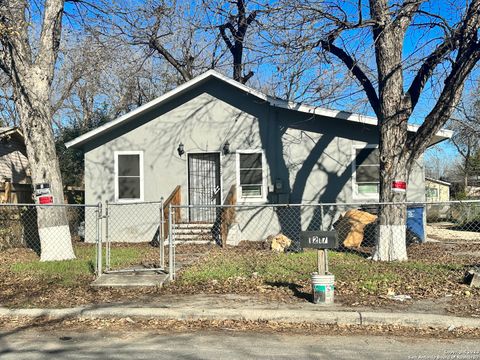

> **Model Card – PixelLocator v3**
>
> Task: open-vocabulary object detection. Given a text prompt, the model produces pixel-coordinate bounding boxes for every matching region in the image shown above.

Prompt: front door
[188,152,221,222]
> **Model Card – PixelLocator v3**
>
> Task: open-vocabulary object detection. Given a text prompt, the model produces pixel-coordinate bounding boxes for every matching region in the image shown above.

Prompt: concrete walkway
[91,271,169,287]
[1,294,479,330]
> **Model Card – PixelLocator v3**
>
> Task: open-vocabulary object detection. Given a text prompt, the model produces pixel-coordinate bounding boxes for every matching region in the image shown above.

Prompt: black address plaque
[299,231,338,249]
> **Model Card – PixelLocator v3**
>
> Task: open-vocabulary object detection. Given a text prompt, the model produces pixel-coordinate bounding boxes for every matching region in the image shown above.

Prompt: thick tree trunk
[368,1,410,261]
[319,0,480,261]
[16,77,75,261]
[373,121,409,261]
[0,0,75,261]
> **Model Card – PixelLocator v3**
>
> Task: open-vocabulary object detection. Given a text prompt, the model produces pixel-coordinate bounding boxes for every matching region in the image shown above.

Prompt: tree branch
[149,37,192,82]
[407,0,480,110]
[246,10,257,26]
[320,39,380,118]
[406,0,480,159]
[219,23,236,52]
[407,43,480,160]
[36,0,65,81]
[406,38,455,109]
[241,70,254,84]
[237,0,246,22]
[394,0,426,32]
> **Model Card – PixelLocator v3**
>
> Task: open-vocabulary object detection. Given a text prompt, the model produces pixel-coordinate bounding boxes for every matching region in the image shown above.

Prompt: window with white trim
[115,151,144,201]
[426,186,439,200]
[353,146,380,197]
[237,151,266,200]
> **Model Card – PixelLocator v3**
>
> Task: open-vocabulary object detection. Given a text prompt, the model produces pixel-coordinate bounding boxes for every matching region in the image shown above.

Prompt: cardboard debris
[334,209,377,248]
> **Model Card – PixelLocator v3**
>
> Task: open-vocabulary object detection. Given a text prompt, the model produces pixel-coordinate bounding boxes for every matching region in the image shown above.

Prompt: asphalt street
[1,330,480,359]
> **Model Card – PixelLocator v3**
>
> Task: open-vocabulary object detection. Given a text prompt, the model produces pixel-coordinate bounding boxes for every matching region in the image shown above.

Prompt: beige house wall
[425,180,450,202]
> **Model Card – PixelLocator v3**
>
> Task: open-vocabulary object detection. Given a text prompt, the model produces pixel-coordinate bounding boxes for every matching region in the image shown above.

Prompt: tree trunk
[0,0,75,261]
[16,77,75,261]
[373,122,409,261]
[368,1,410,261]
[316,0,480,261]
[233,42,243,82]
[464,158,470,191]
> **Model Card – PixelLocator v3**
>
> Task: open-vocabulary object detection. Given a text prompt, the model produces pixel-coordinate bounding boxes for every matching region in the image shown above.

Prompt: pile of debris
[263,233,292,252]
[334,209,377,248]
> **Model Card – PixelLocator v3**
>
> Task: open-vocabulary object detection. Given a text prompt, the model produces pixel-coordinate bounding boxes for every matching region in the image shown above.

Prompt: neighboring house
[66,70,452,243]
[425,177,451,202]
[0,127,32,203]
[425,177,452,221]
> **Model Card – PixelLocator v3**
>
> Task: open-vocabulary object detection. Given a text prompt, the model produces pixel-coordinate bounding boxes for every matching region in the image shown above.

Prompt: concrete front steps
[173,222,215,244]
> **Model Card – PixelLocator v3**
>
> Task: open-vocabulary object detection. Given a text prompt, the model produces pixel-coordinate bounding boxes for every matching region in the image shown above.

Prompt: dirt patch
[427,224,480,242]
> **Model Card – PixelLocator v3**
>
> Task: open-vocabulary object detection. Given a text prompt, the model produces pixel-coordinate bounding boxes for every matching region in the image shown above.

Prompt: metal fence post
[96,202,103,277]
[159,197,164,270]
[105,200,110,271]
[168,203,174,280]
[320,205,324,231]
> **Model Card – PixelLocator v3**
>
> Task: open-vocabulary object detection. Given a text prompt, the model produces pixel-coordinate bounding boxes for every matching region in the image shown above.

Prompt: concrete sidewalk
[1,295,479,330]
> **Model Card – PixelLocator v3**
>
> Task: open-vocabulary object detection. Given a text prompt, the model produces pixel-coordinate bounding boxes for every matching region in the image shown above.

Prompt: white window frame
[236,149,268,203]
[114,150,144,202]
[352,144,380,201]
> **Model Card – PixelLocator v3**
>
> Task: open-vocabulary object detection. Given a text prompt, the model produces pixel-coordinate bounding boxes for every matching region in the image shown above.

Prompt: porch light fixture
[223,141,230,155]
[177,142,185,156]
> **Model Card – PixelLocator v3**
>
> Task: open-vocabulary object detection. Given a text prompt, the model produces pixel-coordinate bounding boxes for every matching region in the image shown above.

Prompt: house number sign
[299,231,338,249]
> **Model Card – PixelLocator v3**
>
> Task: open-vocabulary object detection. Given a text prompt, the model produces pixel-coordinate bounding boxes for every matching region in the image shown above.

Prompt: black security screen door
[188,153,221,222]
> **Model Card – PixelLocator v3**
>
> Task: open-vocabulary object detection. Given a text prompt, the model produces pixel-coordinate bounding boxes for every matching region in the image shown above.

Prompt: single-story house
[66,70,452,244]
[0,127,32,203]
[425,177,451,220]
[425,177,451,202]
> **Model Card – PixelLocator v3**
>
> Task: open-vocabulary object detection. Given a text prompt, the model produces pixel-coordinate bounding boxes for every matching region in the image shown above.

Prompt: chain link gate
[99,199,172,277]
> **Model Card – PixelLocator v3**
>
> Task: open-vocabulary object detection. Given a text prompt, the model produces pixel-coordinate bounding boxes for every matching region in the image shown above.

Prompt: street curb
[1,306,480,330]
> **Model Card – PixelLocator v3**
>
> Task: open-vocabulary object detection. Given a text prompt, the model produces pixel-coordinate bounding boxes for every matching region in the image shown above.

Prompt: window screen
[355,148,379,195]
[239,152,264,197]
[117,154,141,200]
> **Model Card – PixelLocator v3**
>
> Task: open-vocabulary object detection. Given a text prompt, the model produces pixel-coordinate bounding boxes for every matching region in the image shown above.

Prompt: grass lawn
[8,244,148,286]
[176,246,470,299]
[1,241,479,316]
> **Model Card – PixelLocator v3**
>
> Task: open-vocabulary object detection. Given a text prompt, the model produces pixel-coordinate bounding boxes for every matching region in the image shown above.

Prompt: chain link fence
[1,200,479,289]
[0,203,100,265]
[0,200,172,279]
[103,200,168,274]
[168,201,480,279]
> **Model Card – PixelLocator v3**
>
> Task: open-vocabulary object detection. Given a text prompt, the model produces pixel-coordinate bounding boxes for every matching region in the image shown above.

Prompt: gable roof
[425,177,451,186]
[65,70,453,149]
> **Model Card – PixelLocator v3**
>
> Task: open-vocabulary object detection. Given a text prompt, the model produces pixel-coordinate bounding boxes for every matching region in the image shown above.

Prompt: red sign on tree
[391,181,407,192]
[38,195,54,204]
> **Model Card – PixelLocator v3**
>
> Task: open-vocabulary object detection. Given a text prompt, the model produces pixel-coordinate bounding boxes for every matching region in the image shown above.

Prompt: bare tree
[0,0,75,260]
[0,72,18,126]
[107,0,216,84]
[450,96,480,189]
[424,146,455,181]
[270,0,480,260]
[218,0,257,83]
[107,0,262,85]
[52,33,168,130]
